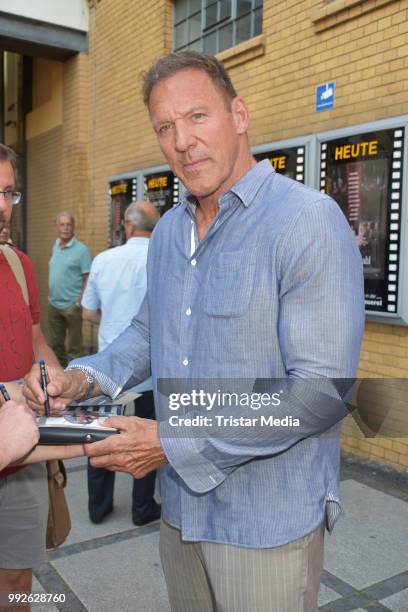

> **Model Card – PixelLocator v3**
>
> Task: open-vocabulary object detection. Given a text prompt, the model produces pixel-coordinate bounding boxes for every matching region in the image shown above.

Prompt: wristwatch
[81,371,95,401]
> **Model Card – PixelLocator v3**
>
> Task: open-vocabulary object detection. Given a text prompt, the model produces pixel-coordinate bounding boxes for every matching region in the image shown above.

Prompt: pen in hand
[0,383,11,403]
[39,360,50,418]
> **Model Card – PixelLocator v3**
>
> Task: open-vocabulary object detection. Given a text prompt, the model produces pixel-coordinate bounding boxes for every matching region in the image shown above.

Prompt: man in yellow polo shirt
[48,212,92,367]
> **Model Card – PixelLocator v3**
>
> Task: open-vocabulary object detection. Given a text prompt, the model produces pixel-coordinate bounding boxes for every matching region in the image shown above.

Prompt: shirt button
[186,308,192,316]
[182,358,189,366]
[191,259,197,267]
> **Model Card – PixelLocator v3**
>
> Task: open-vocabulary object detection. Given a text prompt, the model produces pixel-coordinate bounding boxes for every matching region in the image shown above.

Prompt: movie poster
[109,178,137,246]
[144,171,179,215]
[321,128,404,313]
[255,146,305,182]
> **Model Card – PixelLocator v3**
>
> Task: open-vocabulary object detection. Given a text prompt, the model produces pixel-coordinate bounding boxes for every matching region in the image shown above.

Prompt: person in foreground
[0,143,66,610]
[0,402,82,471]
[24,52,365,612]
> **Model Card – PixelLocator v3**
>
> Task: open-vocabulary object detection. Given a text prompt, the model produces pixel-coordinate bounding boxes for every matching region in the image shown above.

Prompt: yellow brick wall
[26,126,63,335]
[85,0,173,256]
[25,0,408,470]
[341,322,408,471]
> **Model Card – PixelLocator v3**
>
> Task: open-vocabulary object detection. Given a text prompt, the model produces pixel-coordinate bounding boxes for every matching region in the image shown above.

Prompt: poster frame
[252,135,316,187]
[107,165,185,246]
[316,115,408,325]
[142,164,182,214]
[106,174,139,247]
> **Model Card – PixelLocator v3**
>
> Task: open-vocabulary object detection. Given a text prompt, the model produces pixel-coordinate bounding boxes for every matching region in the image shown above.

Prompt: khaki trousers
[48,302,83,367]
[159,519,324,612]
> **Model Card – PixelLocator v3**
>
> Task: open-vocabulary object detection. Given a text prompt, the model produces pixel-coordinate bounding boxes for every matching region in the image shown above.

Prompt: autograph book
[37,391,140,445]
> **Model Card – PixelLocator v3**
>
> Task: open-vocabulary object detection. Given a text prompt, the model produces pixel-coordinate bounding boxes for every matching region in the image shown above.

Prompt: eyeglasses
[0,191,21,205]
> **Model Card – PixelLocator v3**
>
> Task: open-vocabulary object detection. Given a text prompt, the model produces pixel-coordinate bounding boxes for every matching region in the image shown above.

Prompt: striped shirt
[69,160,364,547]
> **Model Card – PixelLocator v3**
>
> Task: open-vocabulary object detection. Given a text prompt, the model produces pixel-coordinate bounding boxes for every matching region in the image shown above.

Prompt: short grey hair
[124,201,159,232]
[141,51,237,108]
[55,212,75,225]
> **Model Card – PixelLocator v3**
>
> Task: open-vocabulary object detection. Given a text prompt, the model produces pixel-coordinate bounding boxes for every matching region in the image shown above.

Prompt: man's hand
[0,401,39,469]
[86,417,168,478]
[23,365,88,413]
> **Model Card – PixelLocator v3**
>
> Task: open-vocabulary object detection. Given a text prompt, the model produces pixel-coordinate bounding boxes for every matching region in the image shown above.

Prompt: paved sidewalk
[33,454,408,612]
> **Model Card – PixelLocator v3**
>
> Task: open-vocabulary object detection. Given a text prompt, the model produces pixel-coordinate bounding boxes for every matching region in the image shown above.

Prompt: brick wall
[342,322,408,470]
[26,126,63,334]
[85,0,173,256]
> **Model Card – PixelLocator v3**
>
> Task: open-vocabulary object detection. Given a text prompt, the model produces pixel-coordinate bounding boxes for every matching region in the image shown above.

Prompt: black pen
[39,360,50,418]
[0,384,11,403]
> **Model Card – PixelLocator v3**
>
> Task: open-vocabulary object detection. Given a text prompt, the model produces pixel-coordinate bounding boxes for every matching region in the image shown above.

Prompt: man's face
[56,215,74,243]
[149,68,249,201]
[0,160,15,233]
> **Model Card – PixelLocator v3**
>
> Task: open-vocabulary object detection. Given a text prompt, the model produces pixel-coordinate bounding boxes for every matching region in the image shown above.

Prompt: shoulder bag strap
[0,244,29,305]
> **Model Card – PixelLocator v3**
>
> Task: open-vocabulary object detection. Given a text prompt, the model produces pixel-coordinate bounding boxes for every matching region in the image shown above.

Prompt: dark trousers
[87,391,157,522]
[48,302,83,368]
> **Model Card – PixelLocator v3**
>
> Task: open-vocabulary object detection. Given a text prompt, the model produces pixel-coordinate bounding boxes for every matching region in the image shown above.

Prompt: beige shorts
[0,463,48,569]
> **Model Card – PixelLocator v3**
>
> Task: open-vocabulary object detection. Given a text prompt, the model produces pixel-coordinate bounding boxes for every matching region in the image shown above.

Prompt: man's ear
[230,96,250,135]
[124,221,131,240]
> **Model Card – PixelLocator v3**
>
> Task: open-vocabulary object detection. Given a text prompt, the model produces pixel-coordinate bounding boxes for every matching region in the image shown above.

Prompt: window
[174,0,262,54]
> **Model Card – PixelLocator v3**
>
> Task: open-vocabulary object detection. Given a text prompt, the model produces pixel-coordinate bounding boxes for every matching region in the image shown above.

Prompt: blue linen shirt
[69,160,364,548]
[49,236,92,310]
[81,237,152,392]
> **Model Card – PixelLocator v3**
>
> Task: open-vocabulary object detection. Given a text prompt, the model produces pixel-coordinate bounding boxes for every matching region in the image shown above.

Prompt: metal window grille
[174,0,262,54]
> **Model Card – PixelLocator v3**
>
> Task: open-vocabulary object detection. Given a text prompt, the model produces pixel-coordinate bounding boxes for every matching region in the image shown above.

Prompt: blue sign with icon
[316,82,335,112]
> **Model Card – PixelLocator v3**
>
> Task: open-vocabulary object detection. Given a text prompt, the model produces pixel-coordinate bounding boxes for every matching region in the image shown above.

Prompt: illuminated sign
[147,176,169,189]
[254,146,305,182]
[320,128,404,314]
[111,183,128,196]
[334,141,378,160]
[269,156,286,170]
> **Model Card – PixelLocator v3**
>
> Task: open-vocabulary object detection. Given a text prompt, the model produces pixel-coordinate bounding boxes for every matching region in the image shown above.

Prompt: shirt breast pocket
[204,249,257,317]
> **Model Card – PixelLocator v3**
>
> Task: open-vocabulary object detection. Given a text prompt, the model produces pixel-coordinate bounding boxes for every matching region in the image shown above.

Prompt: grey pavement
[33,454,408,612]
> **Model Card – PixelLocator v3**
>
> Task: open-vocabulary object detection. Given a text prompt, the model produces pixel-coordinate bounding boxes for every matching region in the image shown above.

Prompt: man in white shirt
[81,200,161,525]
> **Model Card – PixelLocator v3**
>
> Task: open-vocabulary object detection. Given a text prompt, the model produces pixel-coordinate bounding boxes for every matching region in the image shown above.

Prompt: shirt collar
[229,159,275,207]
[126,237,150,245]
[56,235,77,249]
[182,159,275,215]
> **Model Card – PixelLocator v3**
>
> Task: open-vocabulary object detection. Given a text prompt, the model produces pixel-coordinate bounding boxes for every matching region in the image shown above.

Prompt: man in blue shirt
[25,52,364,611]
[81,201,161,526]
[48,212,92,366]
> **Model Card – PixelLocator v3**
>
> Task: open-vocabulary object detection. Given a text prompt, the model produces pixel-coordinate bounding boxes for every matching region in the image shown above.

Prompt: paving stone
[318,584,342,606]
[63,462,151,546]
[52,531,170,612]
[30,576,59,612]
[380,587,408,611]
[43,461,407,611]
[324,480,408,590]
